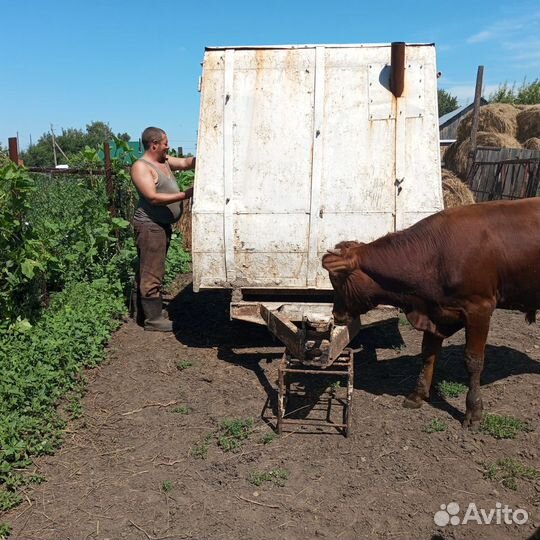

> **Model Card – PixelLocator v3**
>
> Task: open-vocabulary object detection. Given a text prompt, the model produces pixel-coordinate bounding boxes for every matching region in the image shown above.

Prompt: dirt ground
[3,275,540,540]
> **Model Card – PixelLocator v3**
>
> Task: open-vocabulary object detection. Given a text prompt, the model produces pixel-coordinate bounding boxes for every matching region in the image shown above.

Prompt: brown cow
[322,198,540,428]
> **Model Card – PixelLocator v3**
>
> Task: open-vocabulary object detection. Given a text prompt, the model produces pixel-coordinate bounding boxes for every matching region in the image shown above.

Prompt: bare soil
[4,275,540,540]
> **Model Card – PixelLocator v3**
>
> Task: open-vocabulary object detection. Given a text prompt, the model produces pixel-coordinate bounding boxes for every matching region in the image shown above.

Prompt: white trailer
[192,43,443,351]
[192,42,443,432]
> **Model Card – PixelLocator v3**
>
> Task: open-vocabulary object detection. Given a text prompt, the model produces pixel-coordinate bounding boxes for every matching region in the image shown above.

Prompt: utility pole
[49,124,69,165]
[29,133,33,147]
[50,124,58,167]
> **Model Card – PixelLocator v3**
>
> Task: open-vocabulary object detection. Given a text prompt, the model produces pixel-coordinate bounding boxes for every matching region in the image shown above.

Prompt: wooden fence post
[103,142,116,216]
[467,65,484,183]
[8,137,19,164]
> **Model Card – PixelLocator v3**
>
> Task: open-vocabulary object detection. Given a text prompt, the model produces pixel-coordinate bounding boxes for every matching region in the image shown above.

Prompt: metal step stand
[277,348,354,437]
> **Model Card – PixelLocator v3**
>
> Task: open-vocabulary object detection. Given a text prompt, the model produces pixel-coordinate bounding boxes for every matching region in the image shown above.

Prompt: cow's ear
[405,311,444,337]
[322,251,355,275]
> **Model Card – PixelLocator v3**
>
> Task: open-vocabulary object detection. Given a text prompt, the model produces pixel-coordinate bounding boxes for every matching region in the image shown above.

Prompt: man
[130,126,194,331]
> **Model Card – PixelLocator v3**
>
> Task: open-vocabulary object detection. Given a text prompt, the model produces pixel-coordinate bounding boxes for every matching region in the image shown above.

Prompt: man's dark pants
[133,220,172,300]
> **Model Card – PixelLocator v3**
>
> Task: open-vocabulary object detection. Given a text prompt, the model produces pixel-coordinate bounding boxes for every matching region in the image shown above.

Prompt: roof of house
[439,98,488,128]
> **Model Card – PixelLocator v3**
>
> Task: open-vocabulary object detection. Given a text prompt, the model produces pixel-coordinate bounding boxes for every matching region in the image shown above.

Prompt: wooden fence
[466,147,540,202]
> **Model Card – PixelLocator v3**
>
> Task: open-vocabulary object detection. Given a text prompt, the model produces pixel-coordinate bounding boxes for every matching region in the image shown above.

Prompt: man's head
[141,127,169,161]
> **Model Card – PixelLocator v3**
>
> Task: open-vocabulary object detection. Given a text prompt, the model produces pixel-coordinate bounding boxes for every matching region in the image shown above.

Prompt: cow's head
[322,241,377,325]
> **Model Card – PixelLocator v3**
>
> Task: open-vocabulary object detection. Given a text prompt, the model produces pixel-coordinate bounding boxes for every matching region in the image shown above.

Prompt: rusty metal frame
[277,348,354,437]
[259,304,362,367]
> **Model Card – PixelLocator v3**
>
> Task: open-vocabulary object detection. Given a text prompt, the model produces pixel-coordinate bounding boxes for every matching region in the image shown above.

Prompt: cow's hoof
[462,417,482,431]
[402,395,424,409]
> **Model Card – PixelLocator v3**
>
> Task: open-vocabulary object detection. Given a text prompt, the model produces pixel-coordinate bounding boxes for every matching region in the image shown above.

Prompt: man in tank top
[130,126,195,332]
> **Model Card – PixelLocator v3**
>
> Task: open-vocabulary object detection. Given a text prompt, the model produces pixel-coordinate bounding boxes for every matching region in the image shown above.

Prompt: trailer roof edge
[204,43,435,51]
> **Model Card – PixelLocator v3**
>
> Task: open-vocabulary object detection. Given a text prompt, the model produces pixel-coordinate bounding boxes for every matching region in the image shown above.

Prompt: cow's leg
[403,332,443,409]
[462,314,491,429]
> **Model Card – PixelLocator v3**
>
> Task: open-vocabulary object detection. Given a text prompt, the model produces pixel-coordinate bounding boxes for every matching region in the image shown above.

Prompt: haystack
[176,200,192,252]
[523,137,540,150]
[444,131,522,178]
[456,103,519,141]
[516,105,540,142]
[441,169,475,208]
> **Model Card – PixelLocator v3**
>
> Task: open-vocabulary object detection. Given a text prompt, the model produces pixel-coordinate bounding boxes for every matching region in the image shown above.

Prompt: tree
[488,83,515,104]
[0,144,8,166]
[21,122,132,167]
[85,121,114,149]
[22,133,56,167]
[438,89,459,117]
[117,132,131,142]
[488,79,540,105]
[516,79,540,104]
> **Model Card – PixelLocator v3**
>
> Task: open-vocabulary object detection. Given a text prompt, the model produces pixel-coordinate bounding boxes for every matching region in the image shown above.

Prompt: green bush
[28,173,133,290]
[0,279,125,486]
[0,152,192,524]
[163,235,191,290]
[0,163,48,326]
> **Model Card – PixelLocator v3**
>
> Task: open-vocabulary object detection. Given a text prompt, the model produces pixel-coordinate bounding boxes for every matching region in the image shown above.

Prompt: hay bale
[516,105,540,142]
[176,200,192,252]
[442,140,459,170]
[441,169,475,208]
[523,137,540,150]
[477,131,522,148]
[456,103,519,141]
[445,132,522,177]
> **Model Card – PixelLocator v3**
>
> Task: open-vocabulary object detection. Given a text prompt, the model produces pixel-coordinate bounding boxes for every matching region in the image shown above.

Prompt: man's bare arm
[131,161,193,205]
[167,155,196,172]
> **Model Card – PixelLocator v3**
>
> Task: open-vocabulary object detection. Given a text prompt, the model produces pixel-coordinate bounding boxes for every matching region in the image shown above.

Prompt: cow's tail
[525,310,537,324]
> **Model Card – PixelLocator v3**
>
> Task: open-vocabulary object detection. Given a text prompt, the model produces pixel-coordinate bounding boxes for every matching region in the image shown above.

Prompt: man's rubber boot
[141,297,173,332]
[130,286,145,327]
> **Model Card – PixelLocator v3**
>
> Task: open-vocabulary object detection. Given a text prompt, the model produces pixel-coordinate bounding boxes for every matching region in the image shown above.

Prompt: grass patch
[66,396,83,420]
[248,468,289,487]
[259,432,276,445]
[0,522,12,539]
[437,380,468,398]
[176,361,192,371]
[162,480,173,493]
[190,418,256,458]
[0,490,21,512]
[423,418,448,433]
[217,418,253,452]
[480,414,531,439]
[191,433,213,459]
[484,458,540,490]
[398,313,410,327]
[173,405,191,415]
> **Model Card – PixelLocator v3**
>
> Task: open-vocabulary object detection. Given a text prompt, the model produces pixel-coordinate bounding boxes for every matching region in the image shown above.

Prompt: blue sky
[2,0,539,153]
